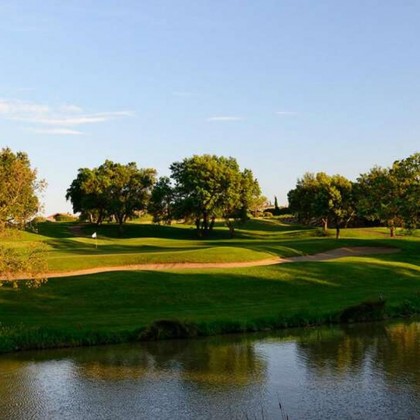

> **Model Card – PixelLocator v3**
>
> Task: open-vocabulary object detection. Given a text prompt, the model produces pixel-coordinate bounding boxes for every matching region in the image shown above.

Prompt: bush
[138,319,199,340]
[53,213,77,222]
[339,299,386,323]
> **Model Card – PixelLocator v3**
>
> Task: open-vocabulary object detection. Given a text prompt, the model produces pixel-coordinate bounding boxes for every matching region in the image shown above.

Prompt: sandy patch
[30,246,399,279]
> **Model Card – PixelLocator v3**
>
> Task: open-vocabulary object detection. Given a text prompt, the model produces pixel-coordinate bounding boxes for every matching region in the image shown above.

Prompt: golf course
[0,218,419,353]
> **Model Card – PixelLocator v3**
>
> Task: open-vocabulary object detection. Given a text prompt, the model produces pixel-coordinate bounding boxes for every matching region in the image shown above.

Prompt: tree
[356,153,420,235]
[149,176,174,224]
[105,161,156,231]
[66,167,109,224]
[0,148,44,231]
[0,148,46,284]
[288,172,354,238]
[164,155,262,237]
[288,172,329,231]
[391,153,420,231]
[326,175,355,239]
[66,160,156,231]
[273,195,281,215]
[356,166,400,237]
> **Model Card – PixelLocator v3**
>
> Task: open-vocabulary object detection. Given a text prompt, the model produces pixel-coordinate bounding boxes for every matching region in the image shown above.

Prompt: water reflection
[296,322,420,390]
[67,338,266,386]
[0,320,418,419]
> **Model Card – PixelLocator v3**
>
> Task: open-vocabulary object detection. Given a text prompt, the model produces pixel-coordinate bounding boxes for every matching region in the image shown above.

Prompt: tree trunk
[115,213,124,236]
[390,226,395,237]
[209,216,216,231]
[202,212,209,235]
[228,222,235,238]
[97,209,104,226]
[322,218,328,233]
[195,218,202,237]
[335,219,341,239]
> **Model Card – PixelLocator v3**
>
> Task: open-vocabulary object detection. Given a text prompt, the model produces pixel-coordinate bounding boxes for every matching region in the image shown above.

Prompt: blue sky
[1,0,419,214]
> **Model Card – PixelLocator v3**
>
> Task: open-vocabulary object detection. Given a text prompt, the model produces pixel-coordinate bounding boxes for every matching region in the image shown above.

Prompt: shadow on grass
[36,222,76,239]
[1,256,419,353]
[37,219,312,241]
[80,223,234,240]
[46,238,205,255]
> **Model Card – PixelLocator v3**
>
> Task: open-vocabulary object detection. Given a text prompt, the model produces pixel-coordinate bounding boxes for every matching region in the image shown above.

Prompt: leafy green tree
[168,155,262,237]
[356,152,420,235]
[0,148,47,284]
[356,166,400,237]
[0,148,44,231]
[66,160,156,231]
[288,172,354,238]
[0,242,48,285]
[149,176,174,224]
[105,161,156,230]
[326,175,355,239]
[288,172,329,231]
[66,167,109,224]
[273,195,281,215]
[391,153,420,230]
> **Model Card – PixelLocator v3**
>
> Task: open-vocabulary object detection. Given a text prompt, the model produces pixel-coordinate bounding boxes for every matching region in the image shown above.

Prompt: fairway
[0,219,419,353]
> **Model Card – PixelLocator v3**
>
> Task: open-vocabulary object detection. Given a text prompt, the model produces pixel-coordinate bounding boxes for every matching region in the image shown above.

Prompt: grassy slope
[0,219,419,352]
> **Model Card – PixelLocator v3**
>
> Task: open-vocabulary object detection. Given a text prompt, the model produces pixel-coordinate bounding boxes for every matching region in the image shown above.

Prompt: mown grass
[0,219,419,352]
[8,219,416,272]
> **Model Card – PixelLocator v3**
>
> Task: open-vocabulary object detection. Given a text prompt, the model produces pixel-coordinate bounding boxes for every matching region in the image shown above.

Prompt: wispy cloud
[0,99,49,115]
[28,128,84,136]
[207,116,243,122]
[24,111,134,126]
[58,104,83,114]
[0,98,133,135]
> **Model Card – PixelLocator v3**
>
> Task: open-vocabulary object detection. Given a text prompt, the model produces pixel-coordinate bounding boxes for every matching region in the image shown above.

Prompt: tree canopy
[288,152,419,237]
[356,153,420,236]
[150,154,263,237]
[288,172,355,238]
[66,160,156,230]
[0,147,44,231]
[0,148,46,283]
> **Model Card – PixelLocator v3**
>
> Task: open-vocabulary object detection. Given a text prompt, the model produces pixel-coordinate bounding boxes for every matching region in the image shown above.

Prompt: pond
[0,320,418,419]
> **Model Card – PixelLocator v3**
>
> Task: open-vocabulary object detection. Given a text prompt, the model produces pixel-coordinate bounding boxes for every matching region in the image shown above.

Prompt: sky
[1,0,419,215]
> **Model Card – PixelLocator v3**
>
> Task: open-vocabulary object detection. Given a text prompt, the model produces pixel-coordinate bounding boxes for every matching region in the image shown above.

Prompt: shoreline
[1,302,418,355]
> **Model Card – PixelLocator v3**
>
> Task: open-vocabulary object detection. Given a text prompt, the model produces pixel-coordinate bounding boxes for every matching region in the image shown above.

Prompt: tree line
[287,152,419,238]
[0,147,418,240]
[66,154,264,237]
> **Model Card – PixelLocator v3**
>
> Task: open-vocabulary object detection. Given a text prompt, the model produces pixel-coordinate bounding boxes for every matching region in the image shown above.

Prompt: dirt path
[37,247,399,279]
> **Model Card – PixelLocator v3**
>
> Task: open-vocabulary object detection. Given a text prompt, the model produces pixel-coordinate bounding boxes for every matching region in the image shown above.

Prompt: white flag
[92,232,97,239]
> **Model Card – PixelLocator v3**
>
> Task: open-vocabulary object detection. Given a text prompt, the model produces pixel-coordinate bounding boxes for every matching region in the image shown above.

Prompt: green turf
[7,219,416,272]
[0,219,419,352]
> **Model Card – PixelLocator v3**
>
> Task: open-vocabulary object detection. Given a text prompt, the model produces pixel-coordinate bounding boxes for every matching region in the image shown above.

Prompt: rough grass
[0,219,419,352]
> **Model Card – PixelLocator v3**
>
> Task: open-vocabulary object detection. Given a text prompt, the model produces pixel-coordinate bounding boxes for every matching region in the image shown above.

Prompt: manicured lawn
[1,257,419,330]
[7,219,418,272]
[0,219,419,352]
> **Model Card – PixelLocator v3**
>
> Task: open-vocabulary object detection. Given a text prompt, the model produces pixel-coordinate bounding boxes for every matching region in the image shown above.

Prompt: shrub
[339,299,386,323]
[54,213,77,222]
[138,319,199,340]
